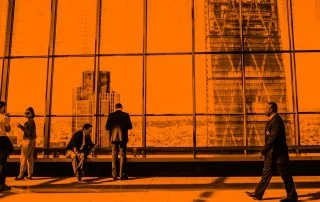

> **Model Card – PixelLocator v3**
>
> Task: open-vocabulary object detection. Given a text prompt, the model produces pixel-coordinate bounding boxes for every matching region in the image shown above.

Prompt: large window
[146,55,192,114]
[296,53,320,146]
[100,0,143,54]
[99,56,143,147]
[292,0,320,50]
[0,0,8,57]
[147,0,192,53]
[55,0,97,55]
[6,59,47,147]
[1,0,320,152]
[11,0,51,56]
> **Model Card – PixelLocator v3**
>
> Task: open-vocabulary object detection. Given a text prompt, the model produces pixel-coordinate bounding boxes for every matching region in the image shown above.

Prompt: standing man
[0,101,14,190]
[66,123,95,181]
[106,103,132,180]
[246,102,298,202]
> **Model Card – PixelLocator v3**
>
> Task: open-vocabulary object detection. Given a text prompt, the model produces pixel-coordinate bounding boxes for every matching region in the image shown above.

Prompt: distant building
[205,0,291,146]
[72,71,120,147]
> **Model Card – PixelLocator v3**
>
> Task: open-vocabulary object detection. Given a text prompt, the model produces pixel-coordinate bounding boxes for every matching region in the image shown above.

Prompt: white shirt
[269,113,277,120]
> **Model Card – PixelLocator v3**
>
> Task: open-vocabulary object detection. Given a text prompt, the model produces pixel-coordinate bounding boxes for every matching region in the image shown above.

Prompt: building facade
[205,0,292,146]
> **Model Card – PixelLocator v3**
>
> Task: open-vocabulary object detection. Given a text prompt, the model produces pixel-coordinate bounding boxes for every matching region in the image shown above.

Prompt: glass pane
[296,53,320,111]
[247,114,295,146]
[7,59,47,114]
[194,0,205,52]
[147,55,192,114]
[245,53,293,113]
[100,0,143,54]
[292,0,320,50]
[195,55,206,113]
[99,56,142,114]
[197,54,243,114]
[50,117,93,147]
[146,116,192,147]
[147,0,192,52]
[98,56,142,147]
[196,1,289,52]
[0,65,2,84]
[0,0,8,57]
[242,0,289,51]
[197,115,244,147]
[55,0,97,54]
[11,0,51,56]
[8,117,44,147]
[97,115,142,147]
[201,1,241,53]
[52,58,94,115]
[300,114,320,145]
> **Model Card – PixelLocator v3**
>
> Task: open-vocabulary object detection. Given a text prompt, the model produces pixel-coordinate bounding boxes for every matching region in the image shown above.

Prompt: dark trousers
[111,142,127,178]
[0,154,8,185]
[255,159,297,199]
[67,150,87,175]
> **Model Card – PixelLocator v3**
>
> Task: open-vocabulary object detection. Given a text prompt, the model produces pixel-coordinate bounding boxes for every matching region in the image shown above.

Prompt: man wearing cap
[0,101,14,191]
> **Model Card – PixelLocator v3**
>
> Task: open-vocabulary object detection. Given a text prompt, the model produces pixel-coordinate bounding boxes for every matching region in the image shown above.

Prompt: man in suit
[66,123,95,181]
[0,101,14,191]
[106,103,132,180]
[246,102,298,202]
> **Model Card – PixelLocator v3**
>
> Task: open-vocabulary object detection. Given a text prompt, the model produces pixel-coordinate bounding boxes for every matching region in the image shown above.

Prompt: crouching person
[66,123,95,181]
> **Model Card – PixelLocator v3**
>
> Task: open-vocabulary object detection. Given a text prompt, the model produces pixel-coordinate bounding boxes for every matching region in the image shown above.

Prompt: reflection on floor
[0,176,320,201]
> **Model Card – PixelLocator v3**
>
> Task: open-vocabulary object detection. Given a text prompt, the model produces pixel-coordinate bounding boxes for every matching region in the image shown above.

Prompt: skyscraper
[72,70,120,147]
[205,0,291,146]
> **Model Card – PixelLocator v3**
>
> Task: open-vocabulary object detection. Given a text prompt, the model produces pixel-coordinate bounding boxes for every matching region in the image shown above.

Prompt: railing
[10,145,320,159]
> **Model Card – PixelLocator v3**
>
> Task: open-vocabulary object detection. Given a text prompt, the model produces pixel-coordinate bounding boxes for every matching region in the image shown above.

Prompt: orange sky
[1,0,320,114]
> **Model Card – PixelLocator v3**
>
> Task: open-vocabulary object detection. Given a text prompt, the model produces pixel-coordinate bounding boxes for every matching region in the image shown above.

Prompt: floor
[1,176,320,201]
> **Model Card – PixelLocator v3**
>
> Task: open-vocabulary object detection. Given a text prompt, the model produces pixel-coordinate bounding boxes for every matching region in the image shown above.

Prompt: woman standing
[15,107,36,180]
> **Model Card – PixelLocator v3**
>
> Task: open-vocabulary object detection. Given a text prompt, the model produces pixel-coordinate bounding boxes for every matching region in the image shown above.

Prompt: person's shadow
[297,191,320,201]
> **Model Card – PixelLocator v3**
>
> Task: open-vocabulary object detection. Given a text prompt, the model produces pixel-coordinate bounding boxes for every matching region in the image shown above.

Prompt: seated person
[65,123,95,181]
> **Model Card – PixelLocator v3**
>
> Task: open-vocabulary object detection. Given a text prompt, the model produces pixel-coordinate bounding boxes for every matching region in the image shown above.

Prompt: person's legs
[76,154,86,181]
[111,143,119,180]
[68,151,78,175]
[254,160,274,199]
[17,140,28,179]
[277,163,298,200]
[0,153,10,190]
[119,142,127,179]
[26,139,36,178]
[0,161,6,185]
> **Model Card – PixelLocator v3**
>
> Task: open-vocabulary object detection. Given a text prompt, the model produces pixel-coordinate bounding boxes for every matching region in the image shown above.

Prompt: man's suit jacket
[66,130,95,155]
[260,113,289,164]
[106,110,133,143]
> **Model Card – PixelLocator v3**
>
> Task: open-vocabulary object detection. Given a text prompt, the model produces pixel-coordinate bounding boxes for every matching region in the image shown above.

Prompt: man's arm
[71,132,80,154]
[127,113,133,130]
[105,114,112,130]
[260,121,281,156]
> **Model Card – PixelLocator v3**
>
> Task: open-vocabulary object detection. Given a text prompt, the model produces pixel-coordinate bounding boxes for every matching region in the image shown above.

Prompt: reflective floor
[1,176,320,201]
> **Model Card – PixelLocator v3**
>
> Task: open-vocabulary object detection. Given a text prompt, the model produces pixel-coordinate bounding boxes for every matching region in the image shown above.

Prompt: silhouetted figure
[0,101,14,191]
[246,102,298,202]
[106,103,132,180]
[15,107,37,180]
[66,123,95,181]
